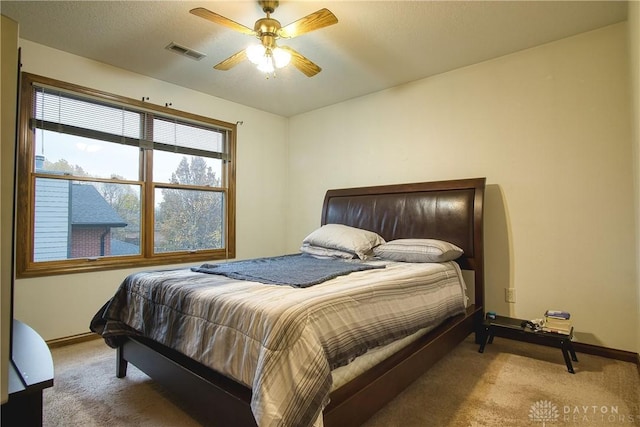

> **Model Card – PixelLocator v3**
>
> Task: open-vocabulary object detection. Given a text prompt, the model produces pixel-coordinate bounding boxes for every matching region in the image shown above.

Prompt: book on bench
[542,310,572,334]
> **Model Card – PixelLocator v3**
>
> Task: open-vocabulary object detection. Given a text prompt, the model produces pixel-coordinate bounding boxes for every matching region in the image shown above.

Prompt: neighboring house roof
[71,184,127,227]
[110,239,139,256]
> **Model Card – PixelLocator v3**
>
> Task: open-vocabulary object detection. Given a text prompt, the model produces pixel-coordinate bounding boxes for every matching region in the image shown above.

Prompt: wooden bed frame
[115,177,486,427]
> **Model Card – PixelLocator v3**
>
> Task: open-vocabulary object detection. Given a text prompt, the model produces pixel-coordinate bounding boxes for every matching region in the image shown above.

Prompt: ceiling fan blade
[190,7,255,36]
[280,46,321,77]
[277,8,338,39]
[214,50,248,71]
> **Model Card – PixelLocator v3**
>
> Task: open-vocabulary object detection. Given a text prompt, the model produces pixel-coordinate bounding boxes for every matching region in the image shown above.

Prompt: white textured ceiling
[0,1,628,117]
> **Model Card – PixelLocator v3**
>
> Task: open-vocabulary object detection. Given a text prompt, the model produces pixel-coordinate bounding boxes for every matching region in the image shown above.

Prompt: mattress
[94,258,467,427]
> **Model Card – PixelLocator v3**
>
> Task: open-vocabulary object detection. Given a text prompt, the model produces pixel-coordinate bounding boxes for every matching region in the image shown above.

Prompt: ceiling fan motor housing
[259,1,279,15]
[254,18,280,35]
[254,17,281,48]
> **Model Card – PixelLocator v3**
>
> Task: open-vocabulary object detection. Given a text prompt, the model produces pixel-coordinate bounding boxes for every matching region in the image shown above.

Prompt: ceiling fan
[190,1,338,77]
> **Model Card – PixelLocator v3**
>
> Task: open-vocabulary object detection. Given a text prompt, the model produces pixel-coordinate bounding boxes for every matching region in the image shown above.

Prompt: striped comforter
[93,259,467,427]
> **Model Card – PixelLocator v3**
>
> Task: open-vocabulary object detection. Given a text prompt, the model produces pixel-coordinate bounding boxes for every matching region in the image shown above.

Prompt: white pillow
[302,224,385,260]
[300,243,355,259]
[373,239,463,263]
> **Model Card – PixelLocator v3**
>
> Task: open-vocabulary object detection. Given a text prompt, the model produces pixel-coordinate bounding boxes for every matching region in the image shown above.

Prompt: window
[16,73,236,277]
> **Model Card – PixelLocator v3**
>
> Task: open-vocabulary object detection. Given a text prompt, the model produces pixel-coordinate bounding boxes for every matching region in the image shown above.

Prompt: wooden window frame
[16,73,236,278]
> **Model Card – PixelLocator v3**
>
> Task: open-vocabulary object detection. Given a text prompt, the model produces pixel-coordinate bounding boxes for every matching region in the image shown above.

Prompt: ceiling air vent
[165,42,206,61]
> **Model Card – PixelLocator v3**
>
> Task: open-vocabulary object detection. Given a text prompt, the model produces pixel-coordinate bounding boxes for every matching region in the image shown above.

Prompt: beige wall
[0,14,19,405]
[288,23,637,352]
[628,1,640,358]
[6,21,639,355]
[13,40,290,341]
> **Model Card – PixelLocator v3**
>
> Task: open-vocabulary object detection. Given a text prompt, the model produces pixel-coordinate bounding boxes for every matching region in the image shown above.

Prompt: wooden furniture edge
[119,337,257,426]
[115,306,481,427]
[1,320,54,427]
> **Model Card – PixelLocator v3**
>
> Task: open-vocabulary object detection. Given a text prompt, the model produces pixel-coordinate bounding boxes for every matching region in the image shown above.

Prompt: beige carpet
[44,336,639,427]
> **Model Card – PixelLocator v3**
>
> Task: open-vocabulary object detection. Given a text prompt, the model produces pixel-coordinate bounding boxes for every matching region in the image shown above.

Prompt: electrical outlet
[505,288,516,303]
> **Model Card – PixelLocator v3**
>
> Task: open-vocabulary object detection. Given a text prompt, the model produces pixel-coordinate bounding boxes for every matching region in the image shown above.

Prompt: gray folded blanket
[191,254,384,288]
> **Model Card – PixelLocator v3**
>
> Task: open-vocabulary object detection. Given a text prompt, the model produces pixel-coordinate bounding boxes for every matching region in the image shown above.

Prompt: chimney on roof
[35,155,45,171]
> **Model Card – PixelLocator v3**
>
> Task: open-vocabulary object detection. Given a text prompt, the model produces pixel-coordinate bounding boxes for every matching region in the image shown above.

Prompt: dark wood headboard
[321,177,485,309]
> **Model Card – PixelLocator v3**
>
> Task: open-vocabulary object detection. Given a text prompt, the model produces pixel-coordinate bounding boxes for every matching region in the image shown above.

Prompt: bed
[91,177,486,427]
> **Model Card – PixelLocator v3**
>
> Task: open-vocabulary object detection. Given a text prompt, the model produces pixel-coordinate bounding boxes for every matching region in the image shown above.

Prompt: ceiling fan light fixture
[272,47,291,68]
[246,44,274,73]
[246,44,291,74]
[246,44,266,64]
[258,56,276,74]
